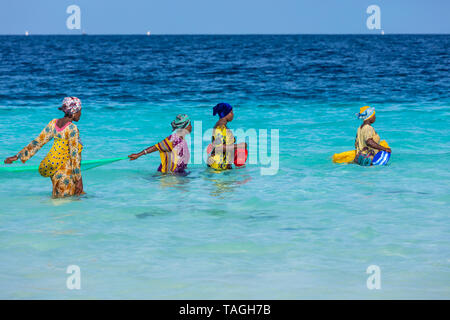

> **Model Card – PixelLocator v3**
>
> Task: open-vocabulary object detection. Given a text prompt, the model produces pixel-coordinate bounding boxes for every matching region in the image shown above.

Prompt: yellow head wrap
[357,106,375,120]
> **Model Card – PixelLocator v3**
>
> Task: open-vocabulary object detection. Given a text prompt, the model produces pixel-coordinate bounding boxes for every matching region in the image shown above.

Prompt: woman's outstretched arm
[128,145,158,161]
[4,121,54,164]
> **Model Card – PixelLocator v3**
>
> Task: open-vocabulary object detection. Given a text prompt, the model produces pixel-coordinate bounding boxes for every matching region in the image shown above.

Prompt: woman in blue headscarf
[207,103,246,170]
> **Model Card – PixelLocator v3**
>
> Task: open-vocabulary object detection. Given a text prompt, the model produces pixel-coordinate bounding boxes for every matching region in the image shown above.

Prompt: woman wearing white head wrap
[4,97,84,197]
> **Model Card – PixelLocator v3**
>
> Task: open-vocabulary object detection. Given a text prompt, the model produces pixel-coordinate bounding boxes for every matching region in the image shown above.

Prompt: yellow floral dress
[17,119,82,198]
[207,125,235,170]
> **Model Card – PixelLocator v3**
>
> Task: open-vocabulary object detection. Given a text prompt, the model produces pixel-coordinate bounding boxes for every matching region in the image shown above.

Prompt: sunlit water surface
[0,35,449,299]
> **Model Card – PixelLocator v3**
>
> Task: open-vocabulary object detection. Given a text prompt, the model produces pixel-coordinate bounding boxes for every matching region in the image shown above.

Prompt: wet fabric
[207,125,235,170]
[154,132,190,173]
[17,119,82,197]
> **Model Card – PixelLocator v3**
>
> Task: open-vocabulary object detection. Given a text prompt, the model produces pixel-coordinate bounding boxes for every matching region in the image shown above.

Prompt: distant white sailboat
[147,31,151,36]
[381,30,385,35]
[25,31,29,36]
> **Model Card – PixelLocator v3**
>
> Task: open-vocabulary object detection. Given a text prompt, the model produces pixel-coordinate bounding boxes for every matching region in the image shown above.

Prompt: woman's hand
[128,147,155,160]
[128,153,141,161]
[75,178,83,196]
[4,155,19,164]
[367,139,391,153]
[233,142,247,151]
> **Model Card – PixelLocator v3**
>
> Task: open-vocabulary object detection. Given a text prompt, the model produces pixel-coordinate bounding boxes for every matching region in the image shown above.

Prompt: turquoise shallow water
[0,35,449,299]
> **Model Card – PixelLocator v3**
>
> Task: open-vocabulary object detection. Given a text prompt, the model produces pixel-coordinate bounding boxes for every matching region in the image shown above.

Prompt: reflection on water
[202,168,252,198]
[141,169,251,196]
[142,171,192,191]
[48,192,90,206]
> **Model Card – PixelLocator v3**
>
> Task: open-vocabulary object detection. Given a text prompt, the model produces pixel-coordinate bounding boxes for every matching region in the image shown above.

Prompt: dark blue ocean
[1,35,449,105]
[0,35,449,299]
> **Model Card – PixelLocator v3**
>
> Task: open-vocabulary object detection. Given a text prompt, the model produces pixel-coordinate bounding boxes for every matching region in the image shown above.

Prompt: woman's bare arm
[366,138,391,153]
[128,145,158,160]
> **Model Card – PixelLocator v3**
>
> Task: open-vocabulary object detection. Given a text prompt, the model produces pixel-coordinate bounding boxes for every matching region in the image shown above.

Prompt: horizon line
[1,32,449,36]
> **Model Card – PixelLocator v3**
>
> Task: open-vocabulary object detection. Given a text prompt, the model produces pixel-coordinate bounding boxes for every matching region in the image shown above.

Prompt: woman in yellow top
[207,103,247,170]
[354,106,392,165]
[4,97,84,197]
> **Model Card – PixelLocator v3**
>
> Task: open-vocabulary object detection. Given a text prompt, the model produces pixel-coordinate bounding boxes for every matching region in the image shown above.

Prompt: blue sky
[0,0,449,34]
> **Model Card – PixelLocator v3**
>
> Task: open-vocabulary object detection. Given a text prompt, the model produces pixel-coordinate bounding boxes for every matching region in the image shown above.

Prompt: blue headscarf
[213,103,233,118]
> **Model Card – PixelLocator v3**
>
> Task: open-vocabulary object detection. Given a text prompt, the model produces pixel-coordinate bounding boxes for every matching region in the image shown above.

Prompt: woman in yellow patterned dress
[207,103,247,170]
[4,97,84,198]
